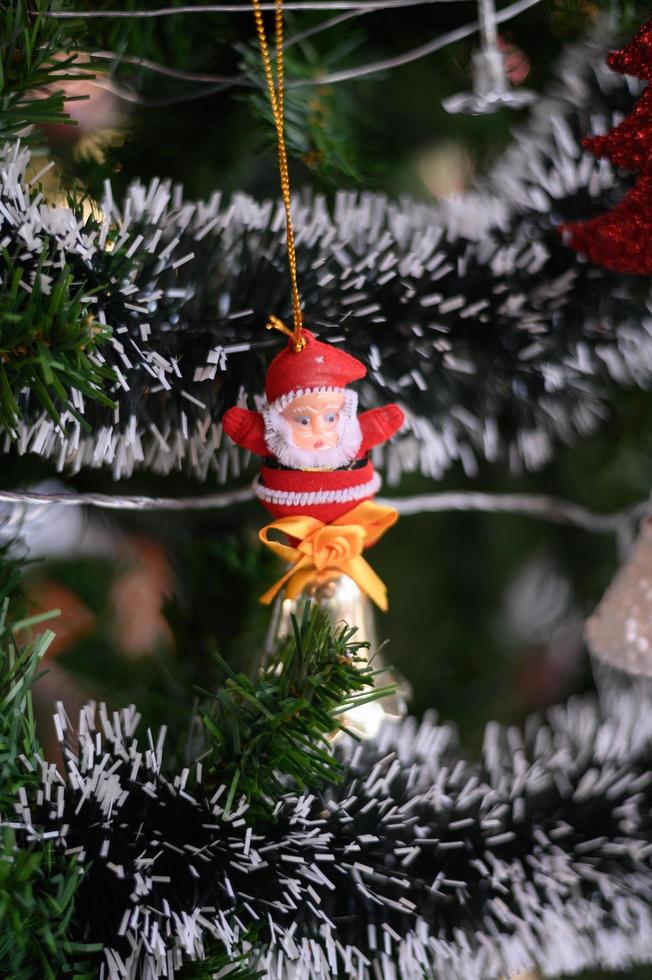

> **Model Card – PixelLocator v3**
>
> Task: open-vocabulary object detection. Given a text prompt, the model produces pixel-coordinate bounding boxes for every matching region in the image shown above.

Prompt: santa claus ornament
[224,323,403,522]
[221,0,404,617]
[224,322,404,611]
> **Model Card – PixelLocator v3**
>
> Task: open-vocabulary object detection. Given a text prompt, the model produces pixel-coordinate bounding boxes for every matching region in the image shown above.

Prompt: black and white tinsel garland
[3,29,652,484]
[12,693,652,979]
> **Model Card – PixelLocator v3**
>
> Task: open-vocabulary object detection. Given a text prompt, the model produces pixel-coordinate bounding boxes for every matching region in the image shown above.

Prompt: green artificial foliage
[0,0,90,144]
[0,550,99,978]
[45,528,278,754]
[0,573,391,977]
[0,254,115,435]
[201,602,395,815]
[177,946,262,980]
[0,847,101,980]
[240,26,371,187]
[0,1,120,437]
[163,528,280,676]
[0,541,26,623]
[0,549,50,814]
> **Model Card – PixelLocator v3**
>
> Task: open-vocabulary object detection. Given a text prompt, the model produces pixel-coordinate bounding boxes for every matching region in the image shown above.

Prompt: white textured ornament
[587,519,652,676]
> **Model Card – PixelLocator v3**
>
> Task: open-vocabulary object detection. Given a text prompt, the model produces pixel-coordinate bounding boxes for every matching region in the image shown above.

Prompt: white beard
[262,388,363,470]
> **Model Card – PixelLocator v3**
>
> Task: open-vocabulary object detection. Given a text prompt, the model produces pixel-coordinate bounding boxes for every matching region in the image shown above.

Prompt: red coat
[223,404,403,522]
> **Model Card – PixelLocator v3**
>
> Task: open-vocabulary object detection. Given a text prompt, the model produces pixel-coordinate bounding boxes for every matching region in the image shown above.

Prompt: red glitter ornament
[607,18,652,81]
[561,18,652,275]
[582,85,652,172]
[563,173,652,275]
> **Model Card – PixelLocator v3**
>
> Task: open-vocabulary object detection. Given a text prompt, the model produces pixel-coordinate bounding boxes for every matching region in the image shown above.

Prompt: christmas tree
[5,2,652,979]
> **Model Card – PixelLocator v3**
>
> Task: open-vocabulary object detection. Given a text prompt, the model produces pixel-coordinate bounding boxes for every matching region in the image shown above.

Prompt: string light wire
[39,0,526,17]
[0,487,647,541]
[44,0,545,107]
[87,10,365,87]
[286,0,542,86]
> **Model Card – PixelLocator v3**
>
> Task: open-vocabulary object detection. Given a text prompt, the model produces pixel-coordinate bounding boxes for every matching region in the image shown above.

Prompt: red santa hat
[265,330,366,407]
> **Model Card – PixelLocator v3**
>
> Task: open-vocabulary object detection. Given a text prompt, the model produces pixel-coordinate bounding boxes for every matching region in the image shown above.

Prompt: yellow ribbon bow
[259,501,398,611]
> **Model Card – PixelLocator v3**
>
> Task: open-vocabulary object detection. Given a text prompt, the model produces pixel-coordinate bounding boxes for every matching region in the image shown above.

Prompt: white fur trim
[268,386,343,413]
[256,472,381,508]
[262,388,363,470]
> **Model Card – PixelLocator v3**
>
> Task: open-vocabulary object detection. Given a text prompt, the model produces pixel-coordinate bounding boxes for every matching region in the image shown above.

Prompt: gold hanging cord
[251,0,306,352]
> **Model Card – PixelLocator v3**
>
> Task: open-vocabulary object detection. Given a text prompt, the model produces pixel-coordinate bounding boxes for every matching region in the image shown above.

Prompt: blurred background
[4,3,652,976]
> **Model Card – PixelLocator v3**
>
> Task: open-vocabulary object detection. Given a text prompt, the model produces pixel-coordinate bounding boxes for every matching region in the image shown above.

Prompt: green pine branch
[200,602,395,817]
[0,250,115,434]
[0,846,102,980]
[240,25,373,188]
[0,2,120,437]
[0,548,51,813]
[0,548,100,979]
[0,252,115,435]
[1,0,92,145]
[178,945,262,980]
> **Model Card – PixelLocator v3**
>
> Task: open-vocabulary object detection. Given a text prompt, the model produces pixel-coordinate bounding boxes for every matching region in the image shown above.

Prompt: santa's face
[280,390,345,452]
[263,387,363,471]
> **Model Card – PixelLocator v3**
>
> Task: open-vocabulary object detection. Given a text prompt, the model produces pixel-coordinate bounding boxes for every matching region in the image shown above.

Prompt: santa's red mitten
[358,404,404,453]
[223,406,268,456]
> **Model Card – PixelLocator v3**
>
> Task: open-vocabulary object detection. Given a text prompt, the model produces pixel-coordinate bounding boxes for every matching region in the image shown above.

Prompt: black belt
[262,454,370,472]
